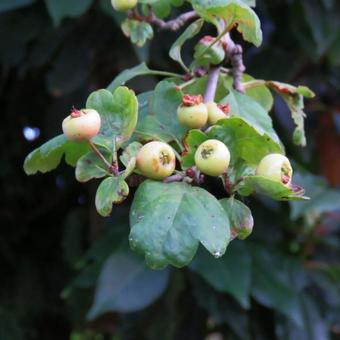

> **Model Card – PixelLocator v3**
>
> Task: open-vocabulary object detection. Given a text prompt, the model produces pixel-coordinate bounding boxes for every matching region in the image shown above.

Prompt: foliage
[1,0,340,339]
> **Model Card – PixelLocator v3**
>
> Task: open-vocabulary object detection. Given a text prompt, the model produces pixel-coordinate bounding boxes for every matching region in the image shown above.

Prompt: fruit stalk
[88,140,117,175]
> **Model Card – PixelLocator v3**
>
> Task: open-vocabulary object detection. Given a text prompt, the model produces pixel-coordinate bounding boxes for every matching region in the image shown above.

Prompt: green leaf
[86,86,138,147]
[75,150,111,183]
[223,89,281,145]
[150,0,184,18]
[249,243,304,326]
[289,172,340,220]
[95,176,129,217]
[169,19,204,72]
[129,181,230,269]
[182,129,208,169]
[241,0,255,6]
[44,0,93,26]
[266,81,315,147]
[0,0,35,13]
[190,241,251,308]
[107,63,181,92]
[87,250,170,319]
[242,74,274,112]
[235,175,309,201]
[207,117,282,167]
[122,157,136,179]
[24,135,90,175]
[220,198,253,239]
[190,0,263,47]
[137,80,187,143]
[120,142,143,167]
[121,19,154,47]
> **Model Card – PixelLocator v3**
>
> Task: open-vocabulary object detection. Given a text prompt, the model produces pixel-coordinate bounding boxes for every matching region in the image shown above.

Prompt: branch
[204,66,221,103]
[222,33,246,93]
[128,10,198,31]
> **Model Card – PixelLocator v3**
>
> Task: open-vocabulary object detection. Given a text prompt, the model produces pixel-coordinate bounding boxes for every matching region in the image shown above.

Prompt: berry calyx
[207,102,230,125]
[111,0,138,11]
[194,35,225,66]
[256,153,293,185]
[177,94,208,129]
[194,139,230,176]
[62,108,101,141]
[136,141,176,180]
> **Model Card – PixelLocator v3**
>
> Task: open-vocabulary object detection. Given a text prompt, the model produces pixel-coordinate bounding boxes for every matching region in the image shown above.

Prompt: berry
[177,94,208,129]
[207,102,230,125]
[111,0,138,11]
[256,153,293,185]
[136,141,176,180]
[195,139,230,176]
[62,108,101,141]
[194,36,225,66]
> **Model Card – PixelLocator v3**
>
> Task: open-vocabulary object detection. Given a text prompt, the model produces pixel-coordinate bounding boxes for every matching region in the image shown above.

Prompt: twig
[222,33,246,93]
[204,67,221,103]
[163,173,184,183]
[88,140,117,175]
[128,10,198,31]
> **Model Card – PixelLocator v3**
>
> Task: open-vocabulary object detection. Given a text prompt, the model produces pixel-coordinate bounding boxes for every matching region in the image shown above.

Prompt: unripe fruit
[195,139,230,176]
[136,141,176,180]
[194,36,225,66]
[62,108,101,141]
[111,0,138,11]
[207,102,230,125]
[256,153,293,185]
[177,94,208,129]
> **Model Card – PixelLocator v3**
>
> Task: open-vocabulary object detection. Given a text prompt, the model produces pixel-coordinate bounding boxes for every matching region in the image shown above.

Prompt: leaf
[190,241,251,308]
[137,80,187,143]
[275,294,329,340]
[249,243,304,326]
[75,150,111,183]
[107,63,181,92]
[220,198,254,239]
[169,19,204,72]
[207,117,282,166]
[121,19,154,47]
[190,0,263,47]
[224,74,274,112]
[87,250,170,319]
[267,81,315,147]
[95,176,129,217]
[44,0,93,26]
[120,142,143,168]
[289,172,340,220]
[23,135,90,175]
[150,0,184,19]
[86,86,138,147]
[235,175,309,201]
[223,89,281,145]
[0,0,35,13]
[129,181,230,269]
[181,129,208,169]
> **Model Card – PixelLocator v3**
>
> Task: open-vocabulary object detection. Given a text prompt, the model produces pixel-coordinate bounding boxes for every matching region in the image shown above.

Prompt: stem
[111,137,119,176]
[204,67,221,103]
[163,173,184,183]
[88,140,113,172]
[129,10,198,31]
[222,33,246,93]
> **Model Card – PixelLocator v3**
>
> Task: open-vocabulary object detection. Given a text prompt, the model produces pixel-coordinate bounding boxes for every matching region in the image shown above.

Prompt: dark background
[0,0,339,339]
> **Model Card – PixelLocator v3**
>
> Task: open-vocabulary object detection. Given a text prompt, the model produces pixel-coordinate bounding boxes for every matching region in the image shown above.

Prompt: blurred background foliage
[0,0,339,339]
